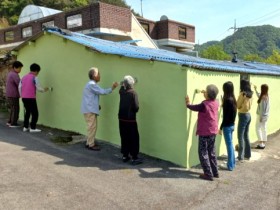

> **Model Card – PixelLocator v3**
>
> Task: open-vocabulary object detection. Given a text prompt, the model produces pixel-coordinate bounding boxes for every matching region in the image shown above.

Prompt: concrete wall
[250,75,280,134]
[185,70,279,167]
[185,69,241,167]
[16,33,188,166]
[15,33,280,167]
[130,14,158,48]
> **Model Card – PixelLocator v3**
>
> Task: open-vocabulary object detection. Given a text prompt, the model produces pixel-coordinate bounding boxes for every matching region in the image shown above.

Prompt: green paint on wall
[17,33,188,167]
[16,32,280,168]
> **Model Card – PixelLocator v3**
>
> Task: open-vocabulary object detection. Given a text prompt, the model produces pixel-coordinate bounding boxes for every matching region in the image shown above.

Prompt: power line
[212,7,280,43]
[238,8,280,27]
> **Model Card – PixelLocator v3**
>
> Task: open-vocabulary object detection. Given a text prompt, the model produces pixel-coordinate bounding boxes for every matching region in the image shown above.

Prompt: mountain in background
[195,25,280,59]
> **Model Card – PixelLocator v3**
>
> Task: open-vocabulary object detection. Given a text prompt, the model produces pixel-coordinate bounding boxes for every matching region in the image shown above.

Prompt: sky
[125,0,280,44]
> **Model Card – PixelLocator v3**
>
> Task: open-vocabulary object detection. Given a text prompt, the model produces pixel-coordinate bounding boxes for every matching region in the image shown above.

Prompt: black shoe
[214,174,219,178]
[199,174,214,181]
[122,156,130,163]
[88,145,100,151]
[131,158,143,165]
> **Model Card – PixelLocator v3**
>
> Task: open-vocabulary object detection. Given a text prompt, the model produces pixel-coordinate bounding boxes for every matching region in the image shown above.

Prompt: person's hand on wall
[185,95,190,106]
[44,87,49,92]
[112,82,119,90]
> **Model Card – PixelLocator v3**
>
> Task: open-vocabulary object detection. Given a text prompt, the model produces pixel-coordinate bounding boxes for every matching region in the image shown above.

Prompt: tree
[0,17,9,29]
[200,45,231,60]
[0,0,33,25]
[265,50,280,65]
[243,54,264,62]
[198,25,280,60]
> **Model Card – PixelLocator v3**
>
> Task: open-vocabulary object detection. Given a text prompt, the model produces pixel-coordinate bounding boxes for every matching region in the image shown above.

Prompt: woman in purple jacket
[185,84,219,181]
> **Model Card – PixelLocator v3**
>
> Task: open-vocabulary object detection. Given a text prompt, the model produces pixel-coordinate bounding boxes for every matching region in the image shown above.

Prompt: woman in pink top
[185,84,219,181]
[19,63,49,132]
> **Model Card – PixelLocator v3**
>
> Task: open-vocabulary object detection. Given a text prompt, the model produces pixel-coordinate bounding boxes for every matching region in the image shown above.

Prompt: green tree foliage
[243,54,265,62]
[0,0,130,25]
[200,45,231,60]
[198,25,280,61]
[265,50,280,65]
[0,17,9,29]
[0,0,32,25]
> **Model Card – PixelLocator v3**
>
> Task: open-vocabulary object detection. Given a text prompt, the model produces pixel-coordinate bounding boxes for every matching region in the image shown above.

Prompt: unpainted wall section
[16,34,188,166]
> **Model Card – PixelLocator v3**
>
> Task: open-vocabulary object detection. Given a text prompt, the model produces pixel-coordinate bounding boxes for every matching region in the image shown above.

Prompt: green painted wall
[16,32,280,168]
[185,70,280,167]
[250,75,280,135]
[185,69,241,167]
[17,33,188,166]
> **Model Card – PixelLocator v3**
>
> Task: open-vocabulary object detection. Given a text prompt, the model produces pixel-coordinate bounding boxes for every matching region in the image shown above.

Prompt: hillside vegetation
[195,25,280,61]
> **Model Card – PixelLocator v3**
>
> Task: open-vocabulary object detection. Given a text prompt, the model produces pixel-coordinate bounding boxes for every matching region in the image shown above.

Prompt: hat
[124,75,135,86]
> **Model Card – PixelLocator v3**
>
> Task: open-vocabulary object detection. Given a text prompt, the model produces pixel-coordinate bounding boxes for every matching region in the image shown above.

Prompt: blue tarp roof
[31,28,280,76]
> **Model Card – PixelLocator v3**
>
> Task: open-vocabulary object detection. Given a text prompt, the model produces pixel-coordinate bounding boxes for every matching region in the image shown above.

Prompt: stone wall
[0,53,14,109]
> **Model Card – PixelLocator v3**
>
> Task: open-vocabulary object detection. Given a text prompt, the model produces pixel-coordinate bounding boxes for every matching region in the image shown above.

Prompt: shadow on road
[0,112,201,180]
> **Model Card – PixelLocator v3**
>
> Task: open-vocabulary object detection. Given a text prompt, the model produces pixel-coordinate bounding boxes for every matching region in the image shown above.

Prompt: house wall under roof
[16,32,189,166]
[15,32,280,168]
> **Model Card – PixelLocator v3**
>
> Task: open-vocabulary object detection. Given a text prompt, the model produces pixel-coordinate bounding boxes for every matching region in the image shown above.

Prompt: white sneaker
[29,128,41,133]
[23,127,29,132]
[219,163,229,170]
[9,124,21,128]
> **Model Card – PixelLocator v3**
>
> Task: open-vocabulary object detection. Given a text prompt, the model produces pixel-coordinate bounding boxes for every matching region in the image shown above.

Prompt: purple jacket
[187,100,219,136]
[21,73,36,98]
[6,70,20,98]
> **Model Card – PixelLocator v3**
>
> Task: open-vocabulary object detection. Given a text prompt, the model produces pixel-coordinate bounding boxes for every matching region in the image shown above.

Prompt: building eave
[155,38,195,50]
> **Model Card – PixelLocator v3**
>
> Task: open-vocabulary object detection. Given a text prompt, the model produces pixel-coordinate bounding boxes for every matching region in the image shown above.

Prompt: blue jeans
[223,126,235,170]
[237,113,251,160]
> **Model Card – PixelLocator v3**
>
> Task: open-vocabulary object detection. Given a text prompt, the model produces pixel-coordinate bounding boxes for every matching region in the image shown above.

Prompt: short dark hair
[30,63,41,72]
[13,61,23,69]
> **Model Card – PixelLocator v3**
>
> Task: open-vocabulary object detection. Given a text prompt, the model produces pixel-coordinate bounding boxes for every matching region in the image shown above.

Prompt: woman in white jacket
[254,84,270,149]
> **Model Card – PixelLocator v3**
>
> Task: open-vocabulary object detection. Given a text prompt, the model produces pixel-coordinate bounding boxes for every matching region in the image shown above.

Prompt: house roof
[13,27,280,76]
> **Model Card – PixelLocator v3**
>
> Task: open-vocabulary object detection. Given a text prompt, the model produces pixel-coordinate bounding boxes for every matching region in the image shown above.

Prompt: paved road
[0,114,279,210]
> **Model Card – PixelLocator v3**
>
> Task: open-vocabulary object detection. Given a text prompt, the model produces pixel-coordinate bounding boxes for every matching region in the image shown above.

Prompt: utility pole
[140,0,143,17]
[229,19,239,63]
